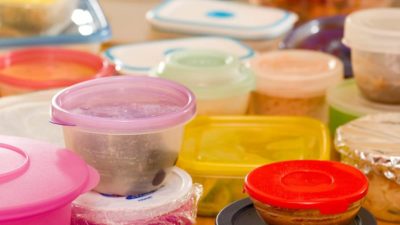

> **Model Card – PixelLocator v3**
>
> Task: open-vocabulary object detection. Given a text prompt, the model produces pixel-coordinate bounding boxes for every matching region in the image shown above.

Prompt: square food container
[177,116,330,216]
[146,0,298,52]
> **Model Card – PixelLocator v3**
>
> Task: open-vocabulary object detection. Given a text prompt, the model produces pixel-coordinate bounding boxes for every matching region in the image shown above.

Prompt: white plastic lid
[343,8,400,54]
[250,50,344,98]
[0,89,64,147]
[104,37,254,74]
[146,0,298,41]
[327,79,400,117]
[72,167,193,223]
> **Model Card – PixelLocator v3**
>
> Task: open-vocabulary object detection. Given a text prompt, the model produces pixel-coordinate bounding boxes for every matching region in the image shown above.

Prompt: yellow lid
[178,116,330,177]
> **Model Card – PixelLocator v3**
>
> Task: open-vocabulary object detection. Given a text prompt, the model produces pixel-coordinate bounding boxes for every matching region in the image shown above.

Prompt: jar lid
[327,80,400,117]
[244,160,368,215]
[51,76,196,133]
[343,8,400,54]
[250,50,343,98]
[0,135,99,221]
[146,0,298,41]
[154,49,255,99]
[104,37,254,75]
[72,167,194,224]
[335,113,400,183]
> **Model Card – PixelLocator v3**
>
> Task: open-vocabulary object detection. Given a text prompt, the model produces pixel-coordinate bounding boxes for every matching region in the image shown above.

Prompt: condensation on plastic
[71,184,203,225]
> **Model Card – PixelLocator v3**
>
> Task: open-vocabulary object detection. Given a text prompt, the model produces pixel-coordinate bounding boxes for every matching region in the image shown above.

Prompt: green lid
[154,49,255,99]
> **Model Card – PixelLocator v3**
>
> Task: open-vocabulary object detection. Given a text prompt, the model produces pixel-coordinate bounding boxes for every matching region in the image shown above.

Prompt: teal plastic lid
[154,49,255,100]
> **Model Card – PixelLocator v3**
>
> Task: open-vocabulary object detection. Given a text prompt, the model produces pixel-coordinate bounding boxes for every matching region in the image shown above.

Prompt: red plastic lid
[245,160,368,215]
[0,47,115,89]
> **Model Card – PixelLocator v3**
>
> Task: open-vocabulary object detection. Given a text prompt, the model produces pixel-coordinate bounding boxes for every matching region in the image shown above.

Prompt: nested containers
[250,50,343,122]
[177,116,330,216]
[51,76,196,196]
[344,8,400,104]
[0,48,115,96]
[245,160,368,225]
[335,113,400,223]
[0,135,99,225]
[154,49,255,115]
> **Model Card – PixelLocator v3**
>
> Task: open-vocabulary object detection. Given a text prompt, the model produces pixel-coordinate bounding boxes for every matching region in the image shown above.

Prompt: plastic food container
[245,160,368,225]
[154,49,255,115]
[343,8,400,104]
[0,0,78,36]
[250,50,343,122]
[0,0,111,53]
[178,116,330,216]
[216,198,377,225]
[104,36,254,75]
[0,89,64,147]
[0,135,99,225]
[71,167,202,225]
[146,0,298,52]
[282,16,352,78]
[0,48,115,97]
[335,113,400,223]
[51,76,196,196]
[327,79,400,134]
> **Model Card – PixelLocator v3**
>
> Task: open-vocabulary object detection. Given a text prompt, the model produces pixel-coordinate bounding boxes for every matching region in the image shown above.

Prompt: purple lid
[51,76,196,133]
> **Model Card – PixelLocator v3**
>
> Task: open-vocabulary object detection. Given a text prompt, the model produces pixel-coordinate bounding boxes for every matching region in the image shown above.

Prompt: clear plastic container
[335,113,400,223]
[178,116,331,216]
[71,167,202,225]
[146,0,298,52]
[343,8,400,104]
[154,49,255,115]
[51,76,196,196]
[327,79,400,134]
[245,160,368,225]
[0,47,115,97]
[250,50,343,122]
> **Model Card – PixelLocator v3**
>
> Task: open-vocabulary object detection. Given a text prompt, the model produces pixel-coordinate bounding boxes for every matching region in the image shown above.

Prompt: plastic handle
[0,143,30,182]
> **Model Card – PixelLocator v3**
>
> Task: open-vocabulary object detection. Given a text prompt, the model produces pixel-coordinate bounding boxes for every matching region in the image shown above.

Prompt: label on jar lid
[244,160,368,215]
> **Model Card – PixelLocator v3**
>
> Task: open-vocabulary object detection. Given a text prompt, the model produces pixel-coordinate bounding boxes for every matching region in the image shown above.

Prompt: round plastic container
[154,49,255,115]
[250,50,343,122]
[71,167,202,225]
[335,113,400,223]
[0,135,99,225]
[0,48,115,97]
[51,76,196,196]
[245,160,369,225]
[343,8,400,104]
[327,79,400,134]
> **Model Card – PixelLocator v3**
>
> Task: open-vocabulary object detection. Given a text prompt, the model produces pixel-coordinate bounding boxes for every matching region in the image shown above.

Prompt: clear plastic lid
[146,0,298,41]
[335,113,400,183]
[327,79,400,117]
[343,8,400,54]
[250,50,344,98]
[154,49,255,100]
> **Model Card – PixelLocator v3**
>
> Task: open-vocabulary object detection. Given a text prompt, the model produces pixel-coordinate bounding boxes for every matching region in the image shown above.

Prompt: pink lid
[51,76,196,133]
[0,135,99,221]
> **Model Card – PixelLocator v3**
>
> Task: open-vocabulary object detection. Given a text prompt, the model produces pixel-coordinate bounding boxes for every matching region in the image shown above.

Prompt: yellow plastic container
[177,116,331,216]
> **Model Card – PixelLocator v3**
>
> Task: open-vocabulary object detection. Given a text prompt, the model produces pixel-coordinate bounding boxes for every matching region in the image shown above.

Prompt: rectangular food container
[177,116,330,216]
[0,0,111,53]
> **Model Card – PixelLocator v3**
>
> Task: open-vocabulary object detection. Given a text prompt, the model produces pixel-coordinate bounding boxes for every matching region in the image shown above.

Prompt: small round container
[343,8,400,104]
[245,160,368,225]
[71,167,202,225]
[0,135,99,225]
[335,113,400,223]
[0,47,115,96]
[250,50,343,122]
[327,79,400,134]
[51,76,196,196]
[154,49,255,115]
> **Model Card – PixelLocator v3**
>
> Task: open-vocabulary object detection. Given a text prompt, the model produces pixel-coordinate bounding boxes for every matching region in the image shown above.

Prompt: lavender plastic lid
[51,76,196,133]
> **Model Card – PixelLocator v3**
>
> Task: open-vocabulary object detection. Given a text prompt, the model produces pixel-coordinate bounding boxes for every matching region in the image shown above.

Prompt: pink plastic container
[0,135,99,225]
